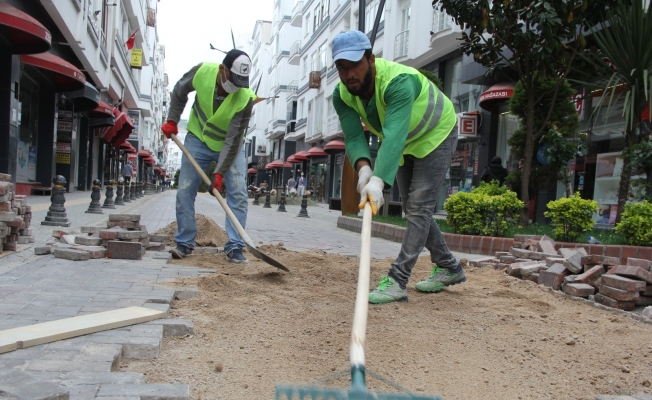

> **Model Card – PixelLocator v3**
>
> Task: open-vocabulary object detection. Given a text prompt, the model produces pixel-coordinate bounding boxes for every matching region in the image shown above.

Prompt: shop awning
[324,140,345,151]
[144,157,156,164]
[306,147,327,157]
[20,52,86,92]
[287,155,303,163]
[266,159,284,169]
[479,82,515,111]
[90,101,114,118]
[247,168,258,174]
[119,141,136,153]
[137,150,150,157]
[64,81,99,111]
[110,113,135,147]
[0,3,51,54]
[101,108,123,143]
[294,151,310,159]
[154,167,162,174]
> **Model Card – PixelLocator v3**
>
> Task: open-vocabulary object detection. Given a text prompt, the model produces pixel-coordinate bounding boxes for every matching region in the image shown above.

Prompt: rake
[275,203,442,400]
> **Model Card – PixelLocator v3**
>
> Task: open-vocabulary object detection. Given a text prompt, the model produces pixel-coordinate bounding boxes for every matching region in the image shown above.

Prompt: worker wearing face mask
[161,49,256,263]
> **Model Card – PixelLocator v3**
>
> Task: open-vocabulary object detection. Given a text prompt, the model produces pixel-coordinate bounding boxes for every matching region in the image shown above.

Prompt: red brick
[3,241,16,251]
[588,245,604,256]
[538,263,568,290]
[610,264,652,284]
[563,283,595,297]
[581,255,621,266]
[0,181,12,195]
[51,230,69,239]
[107,220,140,229]
[601,274,647,291]
[106,241,142,260]
[448,234,461,252]
[0,202,11,212]
[528,273,540,283]
[461,235,472,253]
[594,293,636,311]
[546,257,565,267]
[443,233,453,246]
[638,247,652,262]
[574,265,605,286]
[480,237,493,255]
[500,255,517,264]
[494,263,509,271]
[605,245,622,260]
[470,236,483,255]
[510,248,531,258]
[537,236,557,254]
[635,296,652,306]
[526,238,539,251]
[599,285,640,302]
[469,257,496,267]
[641,285,652,296]
[627,258,652,271]
[503,238,514,251]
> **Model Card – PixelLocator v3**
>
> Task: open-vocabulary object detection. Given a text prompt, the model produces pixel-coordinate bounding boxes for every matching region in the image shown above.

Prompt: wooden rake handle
[350,202,372,368]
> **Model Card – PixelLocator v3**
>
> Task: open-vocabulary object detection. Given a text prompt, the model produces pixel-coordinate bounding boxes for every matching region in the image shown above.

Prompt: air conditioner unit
[257,145,266,152]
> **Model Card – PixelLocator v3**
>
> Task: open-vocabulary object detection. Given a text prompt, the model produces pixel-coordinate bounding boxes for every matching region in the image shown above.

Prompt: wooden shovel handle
[350,203,372,368]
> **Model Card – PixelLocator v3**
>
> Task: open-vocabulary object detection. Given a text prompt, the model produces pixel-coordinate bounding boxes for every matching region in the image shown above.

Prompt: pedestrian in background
[287,175,296,196]
[122,161,133,183]
[296,172,306,197]
[480,156,508,185]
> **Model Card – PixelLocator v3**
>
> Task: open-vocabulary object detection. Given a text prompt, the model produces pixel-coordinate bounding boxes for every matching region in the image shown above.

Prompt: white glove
[359,176,385,216]
[356,165,373,194]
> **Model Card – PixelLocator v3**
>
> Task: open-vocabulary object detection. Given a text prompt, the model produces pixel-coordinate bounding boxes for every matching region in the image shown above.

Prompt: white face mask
[221,72,239,93]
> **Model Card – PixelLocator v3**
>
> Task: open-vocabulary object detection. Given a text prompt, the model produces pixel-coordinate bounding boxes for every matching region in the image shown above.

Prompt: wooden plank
[0,306,165,354]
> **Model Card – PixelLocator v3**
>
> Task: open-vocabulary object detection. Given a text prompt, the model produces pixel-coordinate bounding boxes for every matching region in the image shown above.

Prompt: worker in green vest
[332,30,466,304]
[161,49,255,263]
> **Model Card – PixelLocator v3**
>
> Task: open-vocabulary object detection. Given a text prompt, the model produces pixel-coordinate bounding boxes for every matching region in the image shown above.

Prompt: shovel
[275,203,441,399]
[170,133,289,272]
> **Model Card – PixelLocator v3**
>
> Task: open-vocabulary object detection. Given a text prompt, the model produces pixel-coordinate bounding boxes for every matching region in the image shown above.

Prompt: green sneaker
[369,276,408,304]
[415,264,467,292]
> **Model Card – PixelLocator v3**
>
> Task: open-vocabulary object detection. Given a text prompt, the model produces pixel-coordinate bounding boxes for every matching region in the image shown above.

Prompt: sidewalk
[0,189,484,399]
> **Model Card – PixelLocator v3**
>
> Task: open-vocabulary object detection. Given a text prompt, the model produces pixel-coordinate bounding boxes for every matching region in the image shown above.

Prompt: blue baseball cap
[332,31,372,62]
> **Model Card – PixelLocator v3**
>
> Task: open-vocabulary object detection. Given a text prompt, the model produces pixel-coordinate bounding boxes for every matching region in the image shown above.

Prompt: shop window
[18,73,39,182]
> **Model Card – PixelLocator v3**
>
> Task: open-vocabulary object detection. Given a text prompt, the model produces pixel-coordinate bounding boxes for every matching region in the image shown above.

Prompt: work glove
[211,173,223,192]
[161,120,178,138]
[359,176,385,216]
[356,165,373,193]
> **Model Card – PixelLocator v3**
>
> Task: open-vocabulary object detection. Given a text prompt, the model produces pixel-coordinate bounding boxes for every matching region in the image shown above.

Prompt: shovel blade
[245,243,289,272]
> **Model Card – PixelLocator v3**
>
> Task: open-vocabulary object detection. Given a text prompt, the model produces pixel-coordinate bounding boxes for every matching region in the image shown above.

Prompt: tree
[579,0,652,221]
[418,69,444,91]
[432,0,624,225]
[507,76,582,209]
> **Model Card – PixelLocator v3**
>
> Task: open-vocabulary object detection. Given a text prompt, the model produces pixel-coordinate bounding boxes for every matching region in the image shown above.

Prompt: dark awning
[20,52,85,91]
[324,140,345,151]
[479,82,515,111]
[0,3,51,54]
[64,81,100,112]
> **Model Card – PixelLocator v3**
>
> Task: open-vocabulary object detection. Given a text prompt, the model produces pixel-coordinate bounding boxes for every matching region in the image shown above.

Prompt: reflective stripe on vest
[407,84,445,139]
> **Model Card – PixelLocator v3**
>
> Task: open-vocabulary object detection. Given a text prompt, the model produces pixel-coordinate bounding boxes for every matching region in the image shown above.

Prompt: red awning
[294,151,310,159]
[111,113,135,147]
[144,157,155,164]
[101,108,123,143]
[324,140,345,151]
[89,101,114,118]
[123,144,137,153]
[20,52,85,91]
[479,82,515,111]
[154,167,162,174]
[247,168,258,174]
[266,159,285,169]
[0,3,51,54]
[137,150,150,157]
[306,147,327,157]
[287,155,303,163]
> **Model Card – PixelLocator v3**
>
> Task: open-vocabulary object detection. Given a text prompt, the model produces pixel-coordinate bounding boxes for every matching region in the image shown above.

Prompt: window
[401,4,411,31]
[311,50,318,72]
[318,42,327,70]
[303,56,308,77]
[327,96,335,117]
[314,94,324,135]
[304,14,310,37]
[273,33,279,58]
[365,0,385,33]
[299,99,305,119]
[307,100,313,134]
[314,5,320,32]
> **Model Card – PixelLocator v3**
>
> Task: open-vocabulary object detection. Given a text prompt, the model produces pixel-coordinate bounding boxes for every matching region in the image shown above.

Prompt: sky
[156,0,274,119]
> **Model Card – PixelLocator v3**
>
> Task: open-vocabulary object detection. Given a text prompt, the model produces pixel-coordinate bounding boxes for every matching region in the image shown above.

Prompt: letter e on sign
[459,115,477,136]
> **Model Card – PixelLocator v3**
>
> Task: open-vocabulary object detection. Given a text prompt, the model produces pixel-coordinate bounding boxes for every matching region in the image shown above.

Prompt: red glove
[161,120,178,138]
[211,173,223,192]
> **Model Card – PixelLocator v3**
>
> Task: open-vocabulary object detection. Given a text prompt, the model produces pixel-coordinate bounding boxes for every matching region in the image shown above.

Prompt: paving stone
[108,214,141,222]
[17,236,30,244]
[145,242,165,251]
[121,337,161,359]
[599,285,640,302]
[34,246,52,255]
[146,319,194,337]
[499,255,516,264]
[538,263,568,290]
[61,235,78,245]
[174,288,198,300]
[635,296,652,306]
[106,241,142,260]
[641,285,652,296]
[74,235,102,246]
[0,370,69,400]
[53,248,90,261]
[0,210,17,222]
[610,265,652,284]
[80,226,102,234]
[581,255,621,266]
[509,248,531,258]
[563,283,595,298]
[107,220,141,229]
[574,265,606,286]
[152,252,171,260]
[564,252,584,274]
[148,234,170,243]
[115,230,148,240]
[601,274,647,292]
[96,383,189,399]
[559,247,588,258]
[642,306,652,319]
[68,245,106,259]
[627,258,652,271]
[594,293,636,311]
[61,371,144,386]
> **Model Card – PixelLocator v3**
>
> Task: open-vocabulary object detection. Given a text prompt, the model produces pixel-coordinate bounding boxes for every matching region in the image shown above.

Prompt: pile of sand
[154,214,228,247]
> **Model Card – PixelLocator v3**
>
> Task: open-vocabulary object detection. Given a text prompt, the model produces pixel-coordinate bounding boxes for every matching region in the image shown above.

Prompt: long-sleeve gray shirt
[167,63,253,176]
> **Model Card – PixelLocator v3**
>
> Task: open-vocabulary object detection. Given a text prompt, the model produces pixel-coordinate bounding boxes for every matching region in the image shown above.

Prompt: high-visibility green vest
[187,62,256,152]
[339,58,456,161]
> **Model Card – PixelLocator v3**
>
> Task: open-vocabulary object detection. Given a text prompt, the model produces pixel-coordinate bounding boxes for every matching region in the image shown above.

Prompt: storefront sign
[130,48,143,69]
[57,120,72,132]
[56,142,71,164]
[458,115,478,136]
[573,93,584,120]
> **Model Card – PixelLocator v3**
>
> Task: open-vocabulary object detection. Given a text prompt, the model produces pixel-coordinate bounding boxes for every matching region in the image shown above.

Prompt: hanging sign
[55,142,71,164]
[130,48,143,69]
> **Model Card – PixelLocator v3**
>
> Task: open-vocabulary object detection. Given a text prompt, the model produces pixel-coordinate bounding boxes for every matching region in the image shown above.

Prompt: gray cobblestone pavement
[0,189,484,399]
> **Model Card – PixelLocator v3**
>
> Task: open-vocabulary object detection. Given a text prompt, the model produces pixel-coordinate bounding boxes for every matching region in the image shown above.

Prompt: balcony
[394,30,409,59]
[266,119,286,139]
[86,11,108,65]
[285,117,306,141]
[430,10,460,51]
[286,80,299,103]
[288,40,301,65]
[291,1,304,27]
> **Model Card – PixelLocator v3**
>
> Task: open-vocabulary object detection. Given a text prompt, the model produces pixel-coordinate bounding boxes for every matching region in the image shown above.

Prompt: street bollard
[130,181,136,200]
[102,179,116,209]
[123,181,132,202]
[277,192,287,212]
[263,191,272,208]
[252,192,260,205]
[135,182,142,199]
[85,179,103,214]
[41,175,71,227]
[297,193,310,218]
[114,179,124,206]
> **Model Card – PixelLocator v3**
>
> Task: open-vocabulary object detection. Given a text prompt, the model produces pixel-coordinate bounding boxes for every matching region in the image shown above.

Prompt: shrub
[443,182,523,237]
[614,201,652,246]
[544,193,598,242]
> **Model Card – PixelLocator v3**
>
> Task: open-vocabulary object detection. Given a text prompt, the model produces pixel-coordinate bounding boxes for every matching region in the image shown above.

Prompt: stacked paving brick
[469,235,652,313]
[41,213,169,260]
[0,173,34,253]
